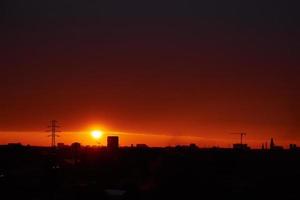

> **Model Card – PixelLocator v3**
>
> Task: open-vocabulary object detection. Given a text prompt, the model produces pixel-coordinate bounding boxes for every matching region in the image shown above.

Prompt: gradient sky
[1,0,300,147]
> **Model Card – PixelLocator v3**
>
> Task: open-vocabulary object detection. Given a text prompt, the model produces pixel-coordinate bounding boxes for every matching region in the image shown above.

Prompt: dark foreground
[0,145,300,200]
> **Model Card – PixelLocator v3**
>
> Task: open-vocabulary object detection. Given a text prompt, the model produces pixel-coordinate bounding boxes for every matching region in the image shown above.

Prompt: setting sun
[91,130,103,139]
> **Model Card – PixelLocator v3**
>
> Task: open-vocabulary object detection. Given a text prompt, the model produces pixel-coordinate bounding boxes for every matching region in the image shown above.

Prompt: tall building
[107,136,119,150]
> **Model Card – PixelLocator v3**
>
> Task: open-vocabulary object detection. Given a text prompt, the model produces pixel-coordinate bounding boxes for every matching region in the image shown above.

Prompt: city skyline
[0,127,295,149]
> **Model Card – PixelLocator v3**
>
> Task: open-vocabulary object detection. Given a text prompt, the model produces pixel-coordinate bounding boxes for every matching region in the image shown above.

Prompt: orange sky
[0,128,297,149]
[1,1,299,147]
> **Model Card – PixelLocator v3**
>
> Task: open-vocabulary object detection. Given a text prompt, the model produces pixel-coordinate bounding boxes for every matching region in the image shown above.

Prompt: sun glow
[91,130,103,139]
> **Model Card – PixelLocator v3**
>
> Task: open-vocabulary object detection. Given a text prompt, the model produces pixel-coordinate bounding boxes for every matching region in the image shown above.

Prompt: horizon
[0,129,297,149]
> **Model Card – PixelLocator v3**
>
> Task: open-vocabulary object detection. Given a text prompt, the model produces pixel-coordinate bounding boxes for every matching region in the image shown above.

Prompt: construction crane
[231,132,247,145]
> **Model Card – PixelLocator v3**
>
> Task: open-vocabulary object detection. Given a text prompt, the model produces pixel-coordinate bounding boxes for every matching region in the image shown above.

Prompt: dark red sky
[1,0,300,145]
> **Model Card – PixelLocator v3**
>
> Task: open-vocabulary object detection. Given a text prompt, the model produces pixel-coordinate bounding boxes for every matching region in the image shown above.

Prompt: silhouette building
[270,138,283,150]
[57,143,66,148]
[189,143,198,149]
[71,142,81,150]
[233,143,250,150]
[232,132,249,150]
[136,144,149,148]
[270,138,275,149]
[289,144,300,150]
[107,136,119,150]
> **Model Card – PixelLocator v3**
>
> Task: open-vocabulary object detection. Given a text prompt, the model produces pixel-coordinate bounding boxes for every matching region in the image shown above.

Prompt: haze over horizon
[1,0,300,146]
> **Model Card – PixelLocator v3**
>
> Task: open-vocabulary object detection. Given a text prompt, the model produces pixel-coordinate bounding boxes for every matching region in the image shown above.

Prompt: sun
[91,130,103,139]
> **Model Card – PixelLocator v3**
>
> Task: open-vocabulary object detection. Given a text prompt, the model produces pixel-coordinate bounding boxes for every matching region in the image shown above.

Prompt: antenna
[46,120,60,148]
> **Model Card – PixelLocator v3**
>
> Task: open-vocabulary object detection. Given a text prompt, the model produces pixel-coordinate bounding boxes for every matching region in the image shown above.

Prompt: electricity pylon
[47,120,60,148]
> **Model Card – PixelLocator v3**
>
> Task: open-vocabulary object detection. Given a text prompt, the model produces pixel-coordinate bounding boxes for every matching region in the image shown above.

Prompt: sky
[1,0,300,147]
